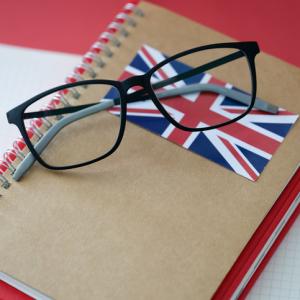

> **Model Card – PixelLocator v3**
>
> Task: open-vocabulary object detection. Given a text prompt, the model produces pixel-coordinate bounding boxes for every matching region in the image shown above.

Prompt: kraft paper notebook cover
[0,1,299,299]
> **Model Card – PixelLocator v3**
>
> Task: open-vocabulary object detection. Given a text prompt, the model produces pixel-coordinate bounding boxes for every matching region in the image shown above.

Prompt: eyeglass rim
[145,41,259,132]
[8,81,128,170]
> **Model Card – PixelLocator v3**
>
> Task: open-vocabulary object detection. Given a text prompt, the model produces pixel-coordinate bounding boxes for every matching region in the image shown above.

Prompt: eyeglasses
[7,41,277,180]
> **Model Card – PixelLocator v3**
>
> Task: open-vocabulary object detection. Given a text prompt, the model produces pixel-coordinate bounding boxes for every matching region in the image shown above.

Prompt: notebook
[0,47,299,300]
[0,1,299,299]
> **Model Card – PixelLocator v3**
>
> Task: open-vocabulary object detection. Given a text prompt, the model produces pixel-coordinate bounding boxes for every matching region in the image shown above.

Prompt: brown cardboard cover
[0,2,299,299]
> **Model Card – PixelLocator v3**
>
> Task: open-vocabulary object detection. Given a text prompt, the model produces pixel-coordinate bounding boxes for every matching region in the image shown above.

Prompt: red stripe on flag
[220,137,258,181]
[223,108,251,114]
[166,92,219,145]
[127,108,162,115]
[140,46,174,85]
[140,46,162,70]
[118,70,133,81]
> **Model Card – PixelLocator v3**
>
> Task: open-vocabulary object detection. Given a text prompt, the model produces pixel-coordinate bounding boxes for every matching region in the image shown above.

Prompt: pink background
[0,0,299,67]
[0,1,299,298]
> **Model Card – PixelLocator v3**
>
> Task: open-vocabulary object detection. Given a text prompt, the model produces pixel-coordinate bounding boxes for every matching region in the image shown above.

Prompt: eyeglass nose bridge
[121,74,148,94]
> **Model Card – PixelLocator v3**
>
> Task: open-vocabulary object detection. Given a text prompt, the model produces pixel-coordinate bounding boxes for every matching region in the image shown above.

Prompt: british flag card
[108,45,298,181]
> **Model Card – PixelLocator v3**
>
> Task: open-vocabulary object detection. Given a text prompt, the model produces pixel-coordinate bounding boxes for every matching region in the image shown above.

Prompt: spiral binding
[0,0,144,189]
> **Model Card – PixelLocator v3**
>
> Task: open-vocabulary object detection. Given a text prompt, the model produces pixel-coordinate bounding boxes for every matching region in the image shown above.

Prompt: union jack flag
[107,45,298,181]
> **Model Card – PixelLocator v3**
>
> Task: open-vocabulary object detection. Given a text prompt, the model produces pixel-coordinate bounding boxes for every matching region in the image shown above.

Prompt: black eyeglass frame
[7,41,260,171]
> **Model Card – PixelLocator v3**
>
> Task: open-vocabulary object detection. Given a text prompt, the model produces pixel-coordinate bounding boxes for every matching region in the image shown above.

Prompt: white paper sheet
[248,215,300,299]
[0,44,80,157]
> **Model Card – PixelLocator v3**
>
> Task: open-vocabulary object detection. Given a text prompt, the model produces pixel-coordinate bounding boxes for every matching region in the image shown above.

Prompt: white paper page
[0,44,299,299]
[0,44,80,157]
[248,215,300,299]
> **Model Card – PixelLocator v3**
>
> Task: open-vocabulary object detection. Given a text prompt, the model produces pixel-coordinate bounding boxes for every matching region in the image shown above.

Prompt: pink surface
[151,0,300,67]
[0,0,299,67]
[0,0,299,298]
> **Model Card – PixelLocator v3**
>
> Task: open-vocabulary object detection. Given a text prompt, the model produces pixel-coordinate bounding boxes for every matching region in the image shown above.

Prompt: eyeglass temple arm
[126,83,278,114]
